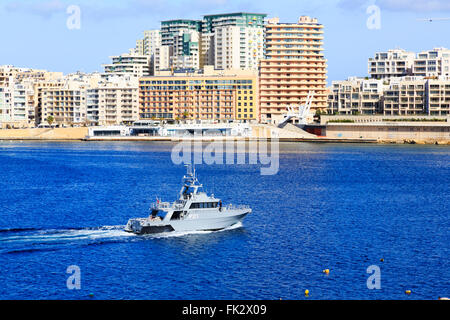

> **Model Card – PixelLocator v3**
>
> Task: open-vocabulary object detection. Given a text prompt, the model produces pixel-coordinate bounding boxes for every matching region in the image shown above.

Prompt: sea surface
[0,141,448,300]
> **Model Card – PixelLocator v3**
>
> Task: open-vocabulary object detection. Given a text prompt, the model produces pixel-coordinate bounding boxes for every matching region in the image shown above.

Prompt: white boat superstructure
[125,166,251,235]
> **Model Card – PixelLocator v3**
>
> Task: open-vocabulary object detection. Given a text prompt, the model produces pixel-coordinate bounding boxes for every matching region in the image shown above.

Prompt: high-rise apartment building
[172,30,200,70]
[158,20,202,72]
[154,14,267,73]
[259,16,328,124]
[202,13,266,71]
[135,30,162,74]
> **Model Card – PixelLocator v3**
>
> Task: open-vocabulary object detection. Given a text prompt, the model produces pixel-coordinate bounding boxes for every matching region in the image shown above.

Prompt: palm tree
[46,116,55,127]
[183,111,190,119]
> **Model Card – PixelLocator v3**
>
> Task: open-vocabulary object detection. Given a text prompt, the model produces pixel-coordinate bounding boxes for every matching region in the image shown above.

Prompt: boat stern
[125,218,143,234]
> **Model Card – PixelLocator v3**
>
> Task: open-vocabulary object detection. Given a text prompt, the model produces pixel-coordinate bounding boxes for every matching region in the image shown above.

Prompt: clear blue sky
[1,0,449,82]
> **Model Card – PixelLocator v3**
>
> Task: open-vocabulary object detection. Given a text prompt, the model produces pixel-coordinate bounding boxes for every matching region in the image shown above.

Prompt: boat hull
[125,210,250,235]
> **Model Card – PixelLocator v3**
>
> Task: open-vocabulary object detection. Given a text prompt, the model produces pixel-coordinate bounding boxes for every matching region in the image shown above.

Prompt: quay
[0,117,448,145]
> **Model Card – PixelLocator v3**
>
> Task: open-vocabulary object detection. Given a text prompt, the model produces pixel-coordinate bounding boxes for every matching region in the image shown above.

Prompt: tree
[46,116,55,126]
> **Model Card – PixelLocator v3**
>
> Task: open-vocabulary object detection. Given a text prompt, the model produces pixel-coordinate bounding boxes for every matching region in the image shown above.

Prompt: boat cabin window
[190,202,219,209]
[182,186,193,199]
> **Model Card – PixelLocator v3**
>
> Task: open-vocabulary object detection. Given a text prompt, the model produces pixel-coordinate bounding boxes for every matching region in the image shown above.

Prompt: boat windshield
[150,209,167,220]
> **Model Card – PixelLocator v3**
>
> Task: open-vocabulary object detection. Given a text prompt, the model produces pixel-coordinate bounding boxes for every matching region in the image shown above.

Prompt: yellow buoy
[405,290,412,295]
[323,269,330,275]
[305,289,309,296]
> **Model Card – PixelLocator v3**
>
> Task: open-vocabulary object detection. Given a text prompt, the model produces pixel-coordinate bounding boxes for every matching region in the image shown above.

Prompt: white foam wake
[0,226,133,244]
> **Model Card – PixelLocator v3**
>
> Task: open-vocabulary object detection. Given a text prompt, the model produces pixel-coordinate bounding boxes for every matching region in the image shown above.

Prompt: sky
[1,0,449,82]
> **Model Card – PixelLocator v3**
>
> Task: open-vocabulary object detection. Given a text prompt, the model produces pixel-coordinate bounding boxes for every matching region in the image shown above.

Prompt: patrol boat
[125,166,251,235]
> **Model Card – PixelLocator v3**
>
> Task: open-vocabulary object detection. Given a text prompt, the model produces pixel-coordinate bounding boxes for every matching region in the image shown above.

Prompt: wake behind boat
[125,166,251,235]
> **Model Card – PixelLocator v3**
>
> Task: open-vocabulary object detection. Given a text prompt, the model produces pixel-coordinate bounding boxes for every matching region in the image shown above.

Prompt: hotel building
[139,68,258,122]
[259,16,328,124]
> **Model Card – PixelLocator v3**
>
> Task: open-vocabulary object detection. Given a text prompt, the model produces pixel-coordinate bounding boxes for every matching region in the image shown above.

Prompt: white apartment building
[0,74,36,128]
[103,52,151,77]
[413,48,450,77]
[427,78,450,116]
[328,78,385,115]
[0,86,12,125]
[368,49,415,79]
[142,30,161,58]
[214,26,241,70]
[154,45,172,73]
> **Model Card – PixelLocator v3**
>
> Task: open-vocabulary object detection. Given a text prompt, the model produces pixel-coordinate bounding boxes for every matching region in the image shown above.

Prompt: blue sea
[0,141,448,300]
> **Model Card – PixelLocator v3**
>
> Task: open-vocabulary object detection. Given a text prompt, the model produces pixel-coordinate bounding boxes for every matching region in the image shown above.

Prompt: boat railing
[151,201,185,210]
[226,204,250,210]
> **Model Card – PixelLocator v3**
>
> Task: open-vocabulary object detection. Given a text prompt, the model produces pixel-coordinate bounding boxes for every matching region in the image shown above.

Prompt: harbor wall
[325,123,450,144]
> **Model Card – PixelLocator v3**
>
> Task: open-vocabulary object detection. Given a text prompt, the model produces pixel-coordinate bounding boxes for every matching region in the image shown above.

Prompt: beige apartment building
[39,81,88,126]
[139,68,258,122]
[259,16,328,124]
[87,77,139,126]
[0,66,63,128]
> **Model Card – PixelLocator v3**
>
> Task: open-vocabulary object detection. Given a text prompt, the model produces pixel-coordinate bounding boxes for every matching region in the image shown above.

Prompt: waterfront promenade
[0,122,448,144]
